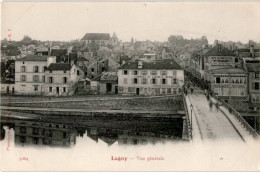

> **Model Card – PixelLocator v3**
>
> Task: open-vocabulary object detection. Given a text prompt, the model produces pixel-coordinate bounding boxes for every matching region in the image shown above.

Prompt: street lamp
[190,104,193,131]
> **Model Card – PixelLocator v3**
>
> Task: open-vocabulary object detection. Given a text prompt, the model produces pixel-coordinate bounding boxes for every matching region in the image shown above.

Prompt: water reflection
[1,116,184,147]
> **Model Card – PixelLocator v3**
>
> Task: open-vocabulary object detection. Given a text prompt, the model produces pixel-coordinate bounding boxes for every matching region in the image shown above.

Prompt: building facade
[118,59,184,95]
[15,55,56,95]
[42,63,84,96]
[209,68,248,101]
[243,58,260,108]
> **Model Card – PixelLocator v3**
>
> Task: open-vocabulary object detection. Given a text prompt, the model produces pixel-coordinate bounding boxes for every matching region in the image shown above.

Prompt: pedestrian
[206,94,210,101]
[190,88,193,94]
[187,83,190,89]
[215,102,219,112]
[209,101,213,111]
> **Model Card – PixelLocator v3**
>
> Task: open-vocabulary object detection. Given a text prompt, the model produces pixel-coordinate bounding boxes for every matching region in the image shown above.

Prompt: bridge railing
[212,94,260,139]
[182,93,192,141]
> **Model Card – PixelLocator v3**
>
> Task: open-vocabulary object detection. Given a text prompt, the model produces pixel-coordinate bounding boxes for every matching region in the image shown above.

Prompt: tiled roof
[204,44,235,56]
[209,68,247,74]
[100,72,118,82]
[16,55,49,61]
[50,49,67,57]
[118,59,182,70]
[237,48,260,52]
[47,63,71,71]
[81,33,111,41]
[245,63,260,72]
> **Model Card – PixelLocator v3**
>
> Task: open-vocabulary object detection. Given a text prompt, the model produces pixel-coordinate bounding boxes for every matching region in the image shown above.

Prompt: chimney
[138,61,143,69]
[250,45,255,58]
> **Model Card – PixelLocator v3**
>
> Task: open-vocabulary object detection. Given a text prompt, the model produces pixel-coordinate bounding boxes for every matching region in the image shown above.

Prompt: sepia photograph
[0,1,260,172]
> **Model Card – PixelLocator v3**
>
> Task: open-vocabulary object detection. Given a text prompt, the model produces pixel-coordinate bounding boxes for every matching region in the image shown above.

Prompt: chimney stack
[250,45,255,58]
[138,61,143,69]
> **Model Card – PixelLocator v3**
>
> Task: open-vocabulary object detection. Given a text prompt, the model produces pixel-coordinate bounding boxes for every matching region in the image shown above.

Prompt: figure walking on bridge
[215,102,219,112]
[209,100,213,111]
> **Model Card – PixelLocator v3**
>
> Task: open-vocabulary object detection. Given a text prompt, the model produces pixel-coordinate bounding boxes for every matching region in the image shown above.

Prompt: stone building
[204,43,237,81]
[243,58,260,108]
[42,63,84,96]
[118,59,184,95]
[81,33,111,47]
[209,68,248,102]
[14,55,56,95]
[99,72,118,94]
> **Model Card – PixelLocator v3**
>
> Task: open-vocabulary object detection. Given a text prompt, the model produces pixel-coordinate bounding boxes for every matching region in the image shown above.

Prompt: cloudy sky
[2,2,260,44]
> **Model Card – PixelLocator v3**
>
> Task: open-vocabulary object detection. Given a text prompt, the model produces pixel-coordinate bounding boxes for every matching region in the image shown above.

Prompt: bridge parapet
[182,93,192,141]
[212,94,259,140]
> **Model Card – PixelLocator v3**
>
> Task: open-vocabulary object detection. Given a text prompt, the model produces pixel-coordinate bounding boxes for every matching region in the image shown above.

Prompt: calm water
[0,115,185,148]
[1,116,259,171]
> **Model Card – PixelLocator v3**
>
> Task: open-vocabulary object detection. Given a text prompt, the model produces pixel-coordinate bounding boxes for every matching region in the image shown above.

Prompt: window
[63,77,67,84]
[124,78,127,84]
[42,66,45,73]
[33,75,39,82]
[142,78,147,84]
[49,87,52,92]
[63,87,66,92]
[255,72,259,79]
[101,67,105,72]
[49,77,53,83]
[123,70,128,75]
[255,82,259,90]
[133,78,138,84]
[21,66,26,72]
[42,76,45,83]
[161,71,167,75]
[34,66,39,73]
[173,71,177,75]
[64,70,66,73]
[216,77,220,84]
[235,58,238,62]
[167,88,171,94]
[162,79,166,84]
[173,78,177,84]
[34,85,39,91]
[151,70,157,75]
[91,68,94,72]
[49,70,52,73]
[21,75,26,82]
[141,71,147,75]
[77,70,80,76]
[152,78,156,84]
[133,70,138,75]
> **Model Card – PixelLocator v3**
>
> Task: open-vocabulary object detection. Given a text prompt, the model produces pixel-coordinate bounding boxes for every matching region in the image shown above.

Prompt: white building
[118,59,184,96]
[15,55,56,95]
[42,63,84,96]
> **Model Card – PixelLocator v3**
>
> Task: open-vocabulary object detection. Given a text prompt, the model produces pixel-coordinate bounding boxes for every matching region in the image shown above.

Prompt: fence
[212,94,259,139]
[182,93,192,141]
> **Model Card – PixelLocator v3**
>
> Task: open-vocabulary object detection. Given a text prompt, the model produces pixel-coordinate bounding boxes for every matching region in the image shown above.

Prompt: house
[42,63,84,96]
[15,55,56,95]
[118,59,184,96]
[204,43,237,81]
[208,68,248,103]
[99,72,118,94]
[243,58,260,108]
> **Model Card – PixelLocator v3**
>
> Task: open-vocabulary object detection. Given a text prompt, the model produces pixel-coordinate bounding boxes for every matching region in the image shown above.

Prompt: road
[185,88,245,143]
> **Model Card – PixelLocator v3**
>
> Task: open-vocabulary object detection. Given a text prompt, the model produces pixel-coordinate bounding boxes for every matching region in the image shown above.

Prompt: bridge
[183,87,259,143]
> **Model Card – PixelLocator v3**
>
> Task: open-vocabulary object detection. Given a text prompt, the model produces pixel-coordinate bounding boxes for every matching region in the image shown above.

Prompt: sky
[1,2,260,44]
